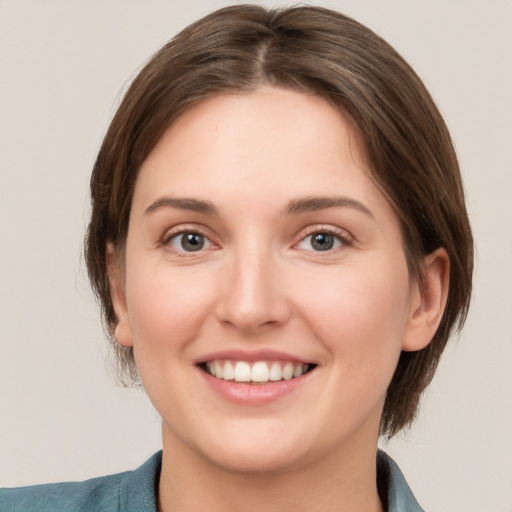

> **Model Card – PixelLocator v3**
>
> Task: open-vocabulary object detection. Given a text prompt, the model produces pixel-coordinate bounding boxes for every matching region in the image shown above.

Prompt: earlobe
[107,243,133,348]
[402,248,450,352]
[114,319,133,347]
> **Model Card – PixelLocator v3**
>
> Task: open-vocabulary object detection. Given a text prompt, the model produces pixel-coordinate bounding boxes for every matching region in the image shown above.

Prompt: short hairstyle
[85,4,473,438]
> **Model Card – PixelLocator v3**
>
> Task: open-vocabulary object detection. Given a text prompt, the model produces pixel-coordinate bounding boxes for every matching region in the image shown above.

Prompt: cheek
[125,262,216,354]
[123,265,218,411]
[295,261,411,364]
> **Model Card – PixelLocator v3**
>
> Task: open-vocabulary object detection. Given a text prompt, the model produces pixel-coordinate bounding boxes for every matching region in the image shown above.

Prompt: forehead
[135,87,373,198]
[127,87,405,242]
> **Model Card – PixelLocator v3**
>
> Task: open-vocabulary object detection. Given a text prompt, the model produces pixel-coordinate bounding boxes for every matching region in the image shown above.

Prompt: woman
[1,5,473,511]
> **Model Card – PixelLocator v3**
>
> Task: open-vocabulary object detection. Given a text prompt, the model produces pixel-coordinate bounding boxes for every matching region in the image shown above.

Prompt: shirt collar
[378,450,425,512]
[120,451,162,512]
[125,451,424,512]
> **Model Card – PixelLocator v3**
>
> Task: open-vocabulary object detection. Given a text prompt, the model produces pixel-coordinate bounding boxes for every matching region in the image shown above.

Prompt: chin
[170,418,314,475]
[205,442,305,475]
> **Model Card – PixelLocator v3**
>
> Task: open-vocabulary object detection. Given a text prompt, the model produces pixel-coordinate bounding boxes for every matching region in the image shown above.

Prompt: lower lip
[198,367,313,404]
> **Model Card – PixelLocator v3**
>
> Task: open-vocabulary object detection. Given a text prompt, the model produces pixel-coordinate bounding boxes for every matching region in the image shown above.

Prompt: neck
[158,429,384,512]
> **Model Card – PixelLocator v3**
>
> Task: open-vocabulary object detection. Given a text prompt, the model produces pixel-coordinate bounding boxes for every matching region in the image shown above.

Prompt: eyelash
[162,226,216,256]
[295,226,352,253]
[161,225,352,255]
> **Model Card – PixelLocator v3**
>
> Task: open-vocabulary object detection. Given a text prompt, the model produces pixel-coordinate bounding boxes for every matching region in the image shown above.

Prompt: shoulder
[0,451,162,512]
[378,450,425,512]
[0,472,125,512]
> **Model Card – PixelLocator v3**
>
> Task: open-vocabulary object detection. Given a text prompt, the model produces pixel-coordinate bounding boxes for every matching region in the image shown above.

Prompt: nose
[214,248,292,334]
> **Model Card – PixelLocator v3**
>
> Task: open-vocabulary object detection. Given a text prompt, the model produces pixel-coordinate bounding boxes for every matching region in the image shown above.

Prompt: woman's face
[113,88,425,473]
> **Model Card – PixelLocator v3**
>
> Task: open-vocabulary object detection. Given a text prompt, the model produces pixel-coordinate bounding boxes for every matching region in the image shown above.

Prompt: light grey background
[1,1,511,510]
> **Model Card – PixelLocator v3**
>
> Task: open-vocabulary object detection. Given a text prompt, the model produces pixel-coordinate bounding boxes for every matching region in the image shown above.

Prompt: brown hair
[85,4,473,437]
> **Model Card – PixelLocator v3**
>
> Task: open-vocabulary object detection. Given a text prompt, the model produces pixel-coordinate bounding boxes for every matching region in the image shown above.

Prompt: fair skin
[110,87,449,512]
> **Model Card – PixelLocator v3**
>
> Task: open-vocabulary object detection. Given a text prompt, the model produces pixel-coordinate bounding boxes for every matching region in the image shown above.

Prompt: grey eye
[310,233,335,251]
[170,232,206,252]
[298,232,343,252]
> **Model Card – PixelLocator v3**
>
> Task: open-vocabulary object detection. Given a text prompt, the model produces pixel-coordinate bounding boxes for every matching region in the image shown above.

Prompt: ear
[106,243,133,347]
[402,248,450,352]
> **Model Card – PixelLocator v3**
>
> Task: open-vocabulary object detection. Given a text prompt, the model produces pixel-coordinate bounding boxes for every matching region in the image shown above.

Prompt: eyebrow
[144,195,373,218]
[283,196,374,218]
[145,197,218,216]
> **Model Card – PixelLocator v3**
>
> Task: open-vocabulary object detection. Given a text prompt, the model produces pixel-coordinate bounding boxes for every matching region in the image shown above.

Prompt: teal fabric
[379,451,425,512]
[0,452,161,512]
[1,451,424,511]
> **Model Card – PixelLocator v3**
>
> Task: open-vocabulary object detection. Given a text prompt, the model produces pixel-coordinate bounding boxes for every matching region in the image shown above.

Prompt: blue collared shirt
[0,451,424,511]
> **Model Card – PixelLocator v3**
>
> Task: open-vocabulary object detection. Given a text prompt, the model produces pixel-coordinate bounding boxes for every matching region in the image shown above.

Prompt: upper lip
[195,349,313,365]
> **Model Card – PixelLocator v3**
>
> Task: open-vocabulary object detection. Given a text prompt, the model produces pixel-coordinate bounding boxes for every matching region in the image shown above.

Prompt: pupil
[312,233,334,251]
[182,233,204,251]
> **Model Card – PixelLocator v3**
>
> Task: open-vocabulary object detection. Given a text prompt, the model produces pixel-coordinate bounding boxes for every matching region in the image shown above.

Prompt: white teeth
[223,361,234,380]
[251,361,269,382]
[282,363,294,381]
[269,362,282,381]
[205,360,311,383]
[214,361,223,379]
[234,361,251,382]
[293,364,304,378]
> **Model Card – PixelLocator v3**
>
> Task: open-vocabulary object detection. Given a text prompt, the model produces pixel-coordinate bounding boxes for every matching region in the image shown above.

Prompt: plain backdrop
[1,1,511,510]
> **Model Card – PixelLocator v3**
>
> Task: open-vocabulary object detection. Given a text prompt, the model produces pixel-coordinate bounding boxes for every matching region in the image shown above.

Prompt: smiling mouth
[199,360,316,384]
